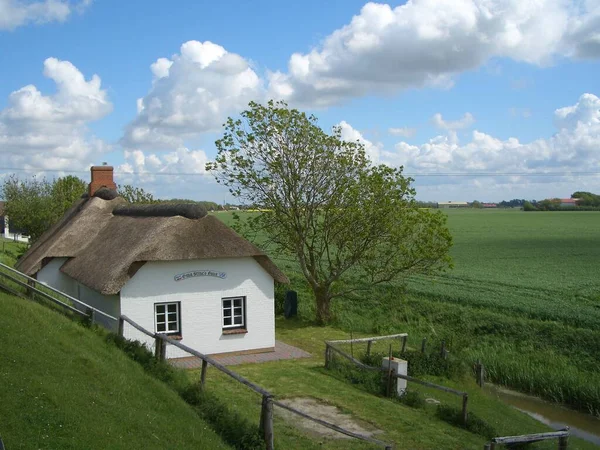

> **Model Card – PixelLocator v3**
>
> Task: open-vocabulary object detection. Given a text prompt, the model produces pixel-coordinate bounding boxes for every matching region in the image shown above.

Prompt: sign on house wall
[174,270,227,282]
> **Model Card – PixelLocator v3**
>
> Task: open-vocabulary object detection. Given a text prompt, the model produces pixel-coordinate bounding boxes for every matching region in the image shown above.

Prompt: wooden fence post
[483,444,491,450]
[477,361,485,388]
[160,339,167,361]
[386,344,394,397]
[200,360,208,388]
[118,317,124,337]
[85,307,95,326]
[401,336,407,354]
[324,344,331,369]
[154,336,166,361]
[387,369,396,398]
[421,337,427,353]
[440,340,446,358]
[260,395,274,450]
[559,427,569,450]
[27,279,35,299]
[154,336,161,359]
[462,393,469,425]
[366,340,372,357]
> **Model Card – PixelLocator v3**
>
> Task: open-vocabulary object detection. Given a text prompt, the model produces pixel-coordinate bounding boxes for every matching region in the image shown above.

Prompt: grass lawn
[0,237,26,267]
[215,210,600,417]
[0,291,230,450]
[186,317,598,450]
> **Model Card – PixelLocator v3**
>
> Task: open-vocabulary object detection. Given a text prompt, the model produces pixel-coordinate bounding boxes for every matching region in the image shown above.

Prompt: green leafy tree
[52,175,87,212]
[117,185,157,204]
[2,175,158,244]
[2,175,85,242]
[572,191,600,207]
[537,198,562,211]
[208,101,453,324]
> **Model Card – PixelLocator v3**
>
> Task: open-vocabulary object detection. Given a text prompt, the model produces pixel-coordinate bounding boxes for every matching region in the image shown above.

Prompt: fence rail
[273,399,393,450]
[0,262,395,449]
[325,340,469,425]
[0,262,117,327]
[119,315,395,449]
[327,333,409,357]
[484,428,569,449]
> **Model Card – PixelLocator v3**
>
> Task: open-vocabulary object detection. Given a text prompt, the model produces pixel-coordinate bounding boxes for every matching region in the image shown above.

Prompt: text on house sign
[174,270,227,281]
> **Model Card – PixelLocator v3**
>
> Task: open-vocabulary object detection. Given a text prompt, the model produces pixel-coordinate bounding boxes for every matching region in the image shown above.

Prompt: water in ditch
[484,384,600,446]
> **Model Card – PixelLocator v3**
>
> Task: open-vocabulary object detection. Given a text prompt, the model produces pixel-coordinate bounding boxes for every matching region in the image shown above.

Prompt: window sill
[166,334,183,340]
[222,328,248,335]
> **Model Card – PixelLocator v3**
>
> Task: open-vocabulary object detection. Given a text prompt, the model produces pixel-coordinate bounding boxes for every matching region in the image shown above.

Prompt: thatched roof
[16,198,288,294]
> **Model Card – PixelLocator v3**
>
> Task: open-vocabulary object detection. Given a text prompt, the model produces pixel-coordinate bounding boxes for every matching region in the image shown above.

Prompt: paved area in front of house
[170,340,311,368]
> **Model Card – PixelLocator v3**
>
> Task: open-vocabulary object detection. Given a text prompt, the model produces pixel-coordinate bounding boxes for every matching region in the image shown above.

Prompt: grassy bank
[0,291,229,450]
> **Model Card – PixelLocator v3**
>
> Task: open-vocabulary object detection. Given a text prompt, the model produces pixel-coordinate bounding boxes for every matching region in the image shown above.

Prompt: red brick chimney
[89,165,117,197]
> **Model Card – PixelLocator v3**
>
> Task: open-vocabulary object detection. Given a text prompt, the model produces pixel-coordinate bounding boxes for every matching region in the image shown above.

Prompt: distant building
[0,201,30,243]
[559,198,578,207]
[482,203,497,208]
[438,201,469,209]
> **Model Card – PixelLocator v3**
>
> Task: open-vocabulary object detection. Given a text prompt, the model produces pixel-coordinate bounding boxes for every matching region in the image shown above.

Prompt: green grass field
[216,209,600,417]
[0,290,230,450]
[187,318,598,449]
[2,209,599,449]
[408,209,600,328]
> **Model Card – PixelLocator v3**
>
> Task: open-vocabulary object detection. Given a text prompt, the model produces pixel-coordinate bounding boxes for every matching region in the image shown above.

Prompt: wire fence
[324,335,469,425]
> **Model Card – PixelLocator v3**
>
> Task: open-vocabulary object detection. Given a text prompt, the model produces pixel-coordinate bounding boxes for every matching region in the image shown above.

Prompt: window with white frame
[155,302,181,335]
[222,296,245,329]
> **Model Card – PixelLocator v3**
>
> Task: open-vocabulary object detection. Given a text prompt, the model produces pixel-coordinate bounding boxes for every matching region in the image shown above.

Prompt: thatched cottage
[16,166,288,358]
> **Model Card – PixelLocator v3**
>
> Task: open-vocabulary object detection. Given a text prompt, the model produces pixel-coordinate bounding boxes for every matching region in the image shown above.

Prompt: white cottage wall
[36,257,120,330]
[120,258,275,358]
[37,258,77,298]
[76,283,120,330]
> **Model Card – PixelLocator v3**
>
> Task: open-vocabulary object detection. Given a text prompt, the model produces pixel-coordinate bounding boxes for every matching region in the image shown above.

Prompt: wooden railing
[327,333,408,357]
[0,262,118,328]
[484,428,569,449]
[325,339,469,425]
[120,315,395,450]
[0,262,394,449]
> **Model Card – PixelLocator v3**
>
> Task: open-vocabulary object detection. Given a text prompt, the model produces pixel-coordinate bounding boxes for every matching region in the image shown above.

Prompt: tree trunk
[314,285,332,325]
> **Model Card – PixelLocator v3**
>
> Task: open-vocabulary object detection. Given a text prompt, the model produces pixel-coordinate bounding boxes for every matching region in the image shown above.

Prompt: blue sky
[1,0,599,202]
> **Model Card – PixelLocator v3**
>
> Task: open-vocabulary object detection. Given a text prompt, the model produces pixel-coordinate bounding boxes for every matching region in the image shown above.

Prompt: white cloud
[117,147,216,199]
[268,0,600,107]
[0,0,91,31]
[122,40,263,150]
[119,147,209,177]
[383,94,600,193]
[338,120,381,162]
[432,112,475,131]
[389,127,417,138]
[0,57,112,170]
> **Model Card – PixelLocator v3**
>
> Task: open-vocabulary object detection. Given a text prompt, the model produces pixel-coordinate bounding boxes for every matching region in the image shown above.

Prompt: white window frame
[154,302,181,335]
[222,296,246,329]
